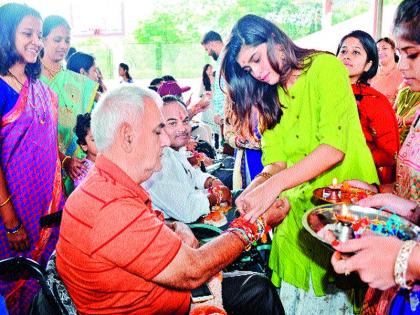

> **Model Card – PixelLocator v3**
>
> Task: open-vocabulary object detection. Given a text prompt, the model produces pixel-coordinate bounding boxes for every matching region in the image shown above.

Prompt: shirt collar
[94,154,150,202]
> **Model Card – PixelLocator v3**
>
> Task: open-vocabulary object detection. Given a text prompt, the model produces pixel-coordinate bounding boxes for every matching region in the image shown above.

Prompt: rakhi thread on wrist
[224,216,270,250]
[394,240,418,289]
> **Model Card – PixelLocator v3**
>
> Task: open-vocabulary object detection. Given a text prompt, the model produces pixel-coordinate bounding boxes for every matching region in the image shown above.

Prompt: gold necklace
[7,70,25,87]
[41,61,74,113]
[42,61,63,80]
[9,71,46,124]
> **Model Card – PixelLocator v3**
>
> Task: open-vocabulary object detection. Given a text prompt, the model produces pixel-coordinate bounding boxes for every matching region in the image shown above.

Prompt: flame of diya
[335,204,356,223]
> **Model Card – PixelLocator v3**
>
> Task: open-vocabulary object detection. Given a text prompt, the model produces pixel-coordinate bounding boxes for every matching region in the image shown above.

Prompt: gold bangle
[61,156,71,169]
[0,195,11,208]
[256,172,272,180]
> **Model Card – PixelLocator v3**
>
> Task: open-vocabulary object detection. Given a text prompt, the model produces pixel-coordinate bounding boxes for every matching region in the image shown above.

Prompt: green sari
[41,69,98,194]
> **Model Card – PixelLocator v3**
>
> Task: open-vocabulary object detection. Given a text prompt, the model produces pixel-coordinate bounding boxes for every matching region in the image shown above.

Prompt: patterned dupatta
[40,69,98,157]
[0,79,63,312]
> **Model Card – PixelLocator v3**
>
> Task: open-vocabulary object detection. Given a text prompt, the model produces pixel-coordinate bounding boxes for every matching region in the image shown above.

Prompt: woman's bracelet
[256,172,272,181]
[394,240,418,289]
[61,155,71,169]
[0,195,11,208]
[5,220,22,235]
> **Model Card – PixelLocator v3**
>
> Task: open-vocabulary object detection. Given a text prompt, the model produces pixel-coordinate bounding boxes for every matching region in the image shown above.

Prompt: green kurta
[262,53,378,296]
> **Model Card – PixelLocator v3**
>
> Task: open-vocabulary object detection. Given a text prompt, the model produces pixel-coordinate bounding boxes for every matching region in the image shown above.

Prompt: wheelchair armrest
[0,256,46,283]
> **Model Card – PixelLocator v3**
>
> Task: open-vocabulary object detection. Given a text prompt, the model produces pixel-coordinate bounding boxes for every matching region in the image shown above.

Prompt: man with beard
[144,96,231,223]
[201,31,225,148]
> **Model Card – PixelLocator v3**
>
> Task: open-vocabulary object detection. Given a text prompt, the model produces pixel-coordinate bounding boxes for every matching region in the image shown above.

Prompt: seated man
[144,95,230,223]
[55,85,287,315]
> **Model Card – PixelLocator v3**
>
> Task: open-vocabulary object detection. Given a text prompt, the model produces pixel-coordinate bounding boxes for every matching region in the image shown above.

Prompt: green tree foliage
[132,0,322,78]
[134,0,322,45]
[131,0,397,78]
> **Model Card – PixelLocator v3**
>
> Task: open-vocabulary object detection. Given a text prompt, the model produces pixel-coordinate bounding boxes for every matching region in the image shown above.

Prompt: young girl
[73,113,97,187]
[220,14,378,314]
[119,62,133,83]
[337,30,400,184]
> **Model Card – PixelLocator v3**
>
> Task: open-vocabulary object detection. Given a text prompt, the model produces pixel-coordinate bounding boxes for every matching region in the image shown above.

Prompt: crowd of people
[0,0,418,314]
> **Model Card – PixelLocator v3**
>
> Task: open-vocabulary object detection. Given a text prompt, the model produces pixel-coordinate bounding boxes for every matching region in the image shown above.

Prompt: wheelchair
[0,251,77,315]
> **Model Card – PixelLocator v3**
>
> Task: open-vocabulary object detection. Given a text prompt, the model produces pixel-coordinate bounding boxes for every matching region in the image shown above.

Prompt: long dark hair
[202,64,213,92]
[67,52,95,75]
[393,0,420,45]
[119,63,132,81]
[0,3,42,79]
[220,14,317,133]
[336,30,378,85]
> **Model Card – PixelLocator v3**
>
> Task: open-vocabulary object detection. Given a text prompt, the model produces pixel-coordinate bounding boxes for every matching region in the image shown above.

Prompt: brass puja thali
[302,204,420,250]
[312,184,375,204]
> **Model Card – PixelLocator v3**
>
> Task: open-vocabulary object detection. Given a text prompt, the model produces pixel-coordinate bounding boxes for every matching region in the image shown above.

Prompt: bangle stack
[0,195,11,208]
[225,216,269,251]
[5,220,22,235]
[394,240,418,289]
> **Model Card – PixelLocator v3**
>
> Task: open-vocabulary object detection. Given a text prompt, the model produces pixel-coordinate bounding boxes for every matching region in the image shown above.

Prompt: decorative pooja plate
[302,204,420,250]
[313,185,375,204]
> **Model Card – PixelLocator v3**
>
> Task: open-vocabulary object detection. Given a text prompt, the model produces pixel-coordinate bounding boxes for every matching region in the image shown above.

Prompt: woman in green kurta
[40,16,98,194]
[220,15,378,314]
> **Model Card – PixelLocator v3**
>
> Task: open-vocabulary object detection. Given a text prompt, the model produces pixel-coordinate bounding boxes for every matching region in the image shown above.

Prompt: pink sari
[0,78,64,314]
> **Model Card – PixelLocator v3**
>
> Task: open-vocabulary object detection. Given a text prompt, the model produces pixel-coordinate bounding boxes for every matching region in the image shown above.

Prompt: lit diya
[334,204,356,242]
[324,178,342,201]
[313,178,375,204]
[302,204,420,250]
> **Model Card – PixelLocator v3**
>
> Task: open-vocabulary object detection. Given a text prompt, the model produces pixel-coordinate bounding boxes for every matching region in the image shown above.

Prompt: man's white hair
[91,85,163,152]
